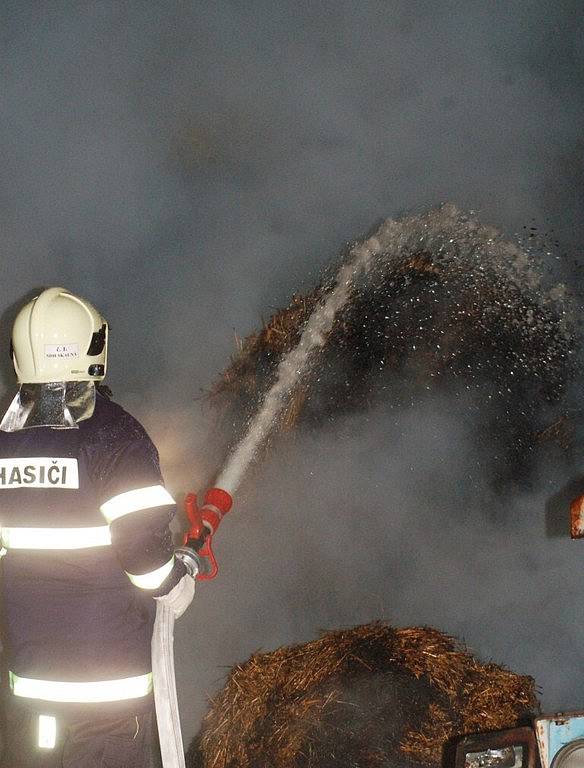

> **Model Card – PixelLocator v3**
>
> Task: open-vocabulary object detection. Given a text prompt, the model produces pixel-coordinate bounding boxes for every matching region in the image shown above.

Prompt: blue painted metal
[535,712,584,768]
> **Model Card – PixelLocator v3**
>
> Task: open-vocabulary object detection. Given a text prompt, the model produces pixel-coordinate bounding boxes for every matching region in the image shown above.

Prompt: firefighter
[0,287,194,767]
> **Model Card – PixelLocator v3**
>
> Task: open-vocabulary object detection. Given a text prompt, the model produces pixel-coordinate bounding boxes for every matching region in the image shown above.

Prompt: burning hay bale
[210,205,578,483]
[186,622,537,768]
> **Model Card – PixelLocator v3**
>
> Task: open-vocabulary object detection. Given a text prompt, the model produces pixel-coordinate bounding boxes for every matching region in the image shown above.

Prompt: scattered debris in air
[210,204,579,487]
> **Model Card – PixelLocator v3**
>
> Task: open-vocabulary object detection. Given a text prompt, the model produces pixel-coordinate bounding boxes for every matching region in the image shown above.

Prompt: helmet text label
[44,344,79,360]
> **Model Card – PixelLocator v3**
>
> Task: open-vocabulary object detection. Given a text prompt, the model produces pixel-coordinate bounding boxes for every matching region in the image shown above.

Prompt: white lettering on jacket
[0,458,79,489]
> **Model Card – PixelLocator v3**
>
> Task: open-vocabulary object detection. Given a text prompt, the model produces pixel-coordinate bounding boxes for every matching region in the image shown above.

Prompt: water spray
[180,228,386,584]
[155,228,385,768]
[154,223,390,768]
[180,229,386,581]
[215,230,384,497]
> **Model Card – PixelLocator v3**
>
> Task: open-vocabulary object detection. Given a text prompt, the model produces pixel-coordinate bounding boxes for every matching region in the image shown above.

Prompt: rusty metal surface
[570,497,584,539]
[534,711,584,768]
[535,719,550,768]
[455,727,538,768]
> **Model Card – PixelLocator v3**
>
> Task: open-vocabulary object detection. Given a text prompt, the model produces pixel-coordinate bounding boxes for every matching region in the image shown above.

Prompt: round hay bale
[209,205,578,485]
[186,622,537,768]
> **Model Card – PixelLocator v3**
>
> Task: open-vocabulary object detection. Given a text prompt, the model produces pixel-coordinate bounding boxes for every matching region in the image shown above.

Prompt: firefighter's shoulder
[87,390,152,442]
[80,390,161,474]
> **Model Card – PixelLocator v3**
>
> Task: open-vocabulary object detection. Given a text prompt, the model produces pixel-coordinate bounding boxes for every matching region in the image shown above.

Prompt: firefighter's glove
[154,573,195,620]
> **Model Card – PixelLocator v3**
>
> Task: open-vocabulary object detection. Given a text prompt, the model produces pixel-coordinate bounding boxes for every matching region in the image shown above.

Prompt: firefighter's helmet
[11,288,108,383]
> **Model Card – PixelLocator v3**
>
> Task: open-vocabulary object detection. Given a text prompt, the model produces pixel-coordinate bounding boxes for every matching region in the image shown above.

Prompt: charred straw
[209,205,578,487]
[187,622,537,768]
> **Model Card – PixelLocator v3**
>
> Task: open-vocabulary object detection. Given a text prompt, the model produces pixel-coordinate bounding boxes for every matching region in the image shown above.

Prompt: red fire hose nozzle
[181,488,233,580]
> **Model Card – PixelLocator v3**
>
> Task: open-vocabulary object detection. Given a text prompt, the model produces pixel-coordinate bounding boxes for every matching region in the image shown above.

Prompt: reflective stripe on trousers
[38,715,57,749]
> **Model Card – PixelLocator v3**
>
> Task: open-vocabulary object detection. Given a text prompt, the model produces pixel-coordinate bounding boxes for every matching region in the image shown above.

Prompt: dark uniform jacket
[0,392,186,717]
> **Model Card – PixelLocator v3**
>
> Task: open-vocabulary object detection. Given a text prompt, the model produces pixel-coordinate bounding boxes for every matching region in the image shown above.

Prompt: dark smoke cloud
[1,0,583,746]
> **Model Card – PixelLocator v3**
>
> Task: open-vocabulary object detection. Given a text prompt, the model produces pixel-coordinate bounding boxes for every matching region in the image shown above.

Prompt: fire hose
[153,488,233,768]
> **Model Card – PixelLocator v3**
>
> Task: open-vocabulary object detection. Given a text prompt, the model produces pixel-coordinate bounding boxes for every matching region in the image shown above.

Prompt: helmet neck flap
[0,381,96,432]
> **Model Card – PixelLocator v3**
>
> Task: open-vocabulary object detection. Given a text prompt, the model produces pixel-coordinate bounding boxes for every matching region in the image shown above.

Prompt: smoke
[176,208,583,741]
[180,398,584,734]
[1,0,583,747]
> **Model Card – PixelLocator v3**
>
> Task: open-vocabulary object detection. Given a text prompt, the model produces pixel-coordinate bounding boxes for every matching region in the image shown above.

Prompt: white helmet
[11,287,108,384]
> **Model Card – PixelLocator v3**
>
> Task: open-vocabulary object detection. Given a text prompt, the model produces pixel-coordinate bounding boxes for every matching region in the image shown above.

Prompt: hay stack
[187,622,537,768]
[209,206,578,483]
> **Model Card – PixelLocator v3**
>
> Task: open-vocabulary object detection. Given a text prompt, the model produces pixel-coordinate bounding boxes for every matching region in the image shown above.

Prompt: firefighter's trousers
[1,702,159,768]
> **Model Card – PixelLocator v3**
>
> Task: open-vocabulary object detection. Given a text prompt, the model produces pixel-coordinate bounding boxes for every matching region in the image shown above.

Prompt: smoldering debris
[210,204,578,486]
[186,622,537,768]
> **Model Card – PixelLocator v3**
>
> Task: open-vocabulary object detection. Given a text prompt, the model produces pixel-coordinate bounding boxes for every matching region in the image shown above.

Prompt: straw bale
[209,207,578,484]
[186,622,537,768]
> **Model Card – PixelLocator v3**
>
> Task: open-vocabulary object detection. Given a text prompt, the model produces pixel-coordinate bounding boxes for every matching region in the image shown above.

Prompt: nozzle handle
[182,489,233,581]
[184,493,205,544]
